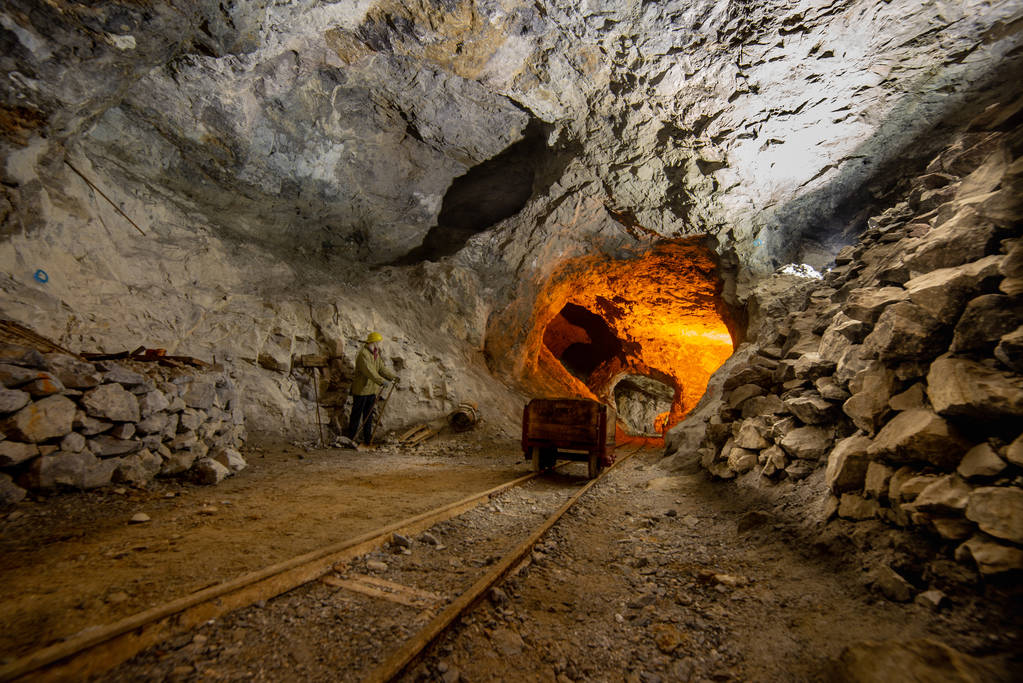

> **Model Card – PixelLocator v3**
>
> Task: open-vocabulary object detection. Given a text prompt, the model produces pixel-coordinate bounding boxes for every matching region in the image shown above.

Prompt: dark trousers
[347,394,376,444]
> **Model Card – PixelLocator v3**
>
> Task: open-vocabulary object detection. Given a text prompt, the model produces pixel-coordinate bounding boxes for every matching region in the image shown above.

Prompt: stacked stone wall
[684,125,1023,580]
[0,345,247,504]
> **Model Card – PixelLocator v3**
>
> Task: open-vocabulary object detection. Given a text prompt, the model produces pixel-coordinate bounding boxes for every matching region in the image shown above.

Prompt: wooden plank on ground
[320,575,437,609]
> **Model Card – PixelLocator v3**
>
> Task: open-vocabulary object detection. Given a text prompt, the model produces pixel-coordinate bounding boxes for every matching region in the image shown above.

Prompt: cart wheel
[588,451,603,479]
[531,447,542,472]
[541,448,557,470]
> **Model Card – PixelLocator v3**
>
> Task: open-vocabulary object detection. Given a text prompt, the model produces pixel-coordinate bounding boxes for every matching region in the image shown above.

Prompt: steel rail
[0,466,558,682]
[366,443,647,682]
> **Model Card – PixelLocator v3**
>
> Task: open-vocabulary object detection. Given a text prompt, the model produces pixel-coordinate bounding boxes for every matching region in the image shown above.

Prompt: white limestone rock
[1,395,76,442]
[193,456,231,485]
[81,383,141,422]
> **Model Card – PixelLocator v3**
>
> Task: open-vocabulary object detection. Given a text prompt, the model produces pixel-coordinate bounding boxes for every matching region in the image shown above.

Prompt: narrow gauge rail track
[1,444,646,682]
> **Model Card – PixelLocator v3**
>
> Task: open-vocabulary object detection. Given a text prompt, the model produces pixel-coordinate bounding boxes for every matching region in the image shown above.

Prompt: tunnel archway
[519,239,737,435]
[613,374,676,436]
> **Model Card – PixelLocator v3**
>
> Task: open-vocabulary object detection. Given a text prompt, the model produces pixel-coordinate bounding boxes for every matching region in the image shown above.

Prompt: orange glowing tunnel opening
[532,239,737,436]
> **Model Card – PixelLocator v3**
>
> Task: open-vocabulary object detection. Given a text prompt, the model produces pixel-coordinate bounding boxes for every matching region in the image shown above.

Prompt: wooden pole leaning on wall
[64,160,147,237]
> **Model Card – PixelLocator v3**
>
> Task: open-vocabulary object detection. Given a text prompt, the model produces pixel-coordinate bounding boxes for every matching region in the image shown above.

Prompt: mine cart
[522,398,616,479]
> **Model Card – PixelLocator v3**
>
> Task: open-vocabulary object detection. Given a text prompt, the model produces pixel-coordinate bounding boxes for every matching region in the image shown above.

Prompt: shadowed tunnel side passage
[524,239,738,432]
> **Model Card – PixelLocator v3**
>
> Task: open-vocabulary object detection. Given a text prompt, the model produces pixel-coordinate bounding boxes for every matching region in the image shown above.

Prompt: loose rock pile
[683,125,1023,578]
[0,343,247,504]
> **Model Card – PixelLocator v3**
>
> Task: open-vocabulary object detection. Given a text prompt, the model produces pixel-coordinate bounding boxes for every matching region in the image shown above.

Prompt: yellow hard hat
[366,332,383,343]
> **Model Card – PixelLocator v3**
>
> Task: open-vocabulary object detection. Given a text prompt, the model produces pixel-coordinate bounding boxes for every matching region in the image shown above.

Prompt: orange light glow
[520,239,736,434]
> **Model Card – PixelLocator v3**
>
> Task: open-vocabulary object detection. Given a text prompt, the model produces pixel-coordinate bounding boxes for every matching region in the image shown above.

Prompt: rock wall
[0,342,246,503]
[667,116,1023,581]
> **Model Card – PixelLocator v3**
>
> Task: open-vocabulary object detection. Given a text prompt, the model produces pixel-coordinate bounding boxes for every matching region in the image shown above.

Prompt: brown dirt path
[0,432,527,663]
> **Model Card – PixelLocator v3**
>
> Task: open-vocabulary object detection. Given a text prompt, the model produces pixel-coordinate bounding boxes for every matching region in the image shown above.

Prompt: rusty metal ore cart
[521,398,616,479]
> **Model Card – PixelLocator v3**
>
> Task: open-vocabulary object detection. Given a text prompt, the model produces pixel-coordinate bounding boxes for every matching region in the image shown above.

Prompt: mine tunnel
[1,0,1023,681]
[531,239,737,438]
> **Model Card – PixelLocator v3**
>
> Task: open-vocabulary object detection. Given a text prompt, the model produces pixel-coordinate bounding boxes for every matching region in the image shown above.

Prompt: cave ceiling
[2,0,1023,278]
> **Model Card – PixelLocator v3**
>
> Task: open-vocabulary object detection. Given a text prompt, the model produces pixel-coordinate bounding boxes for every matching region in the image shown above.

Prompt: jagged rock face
[4,0,1022,267]
[1,0,1023,435]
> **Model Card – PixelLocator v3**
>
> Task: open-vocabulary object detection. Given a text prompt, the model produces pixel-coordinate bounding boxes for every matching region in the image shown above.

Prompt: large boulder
[956,535,1023,575]
[0,441,40,467]
[21,451,117,490]
[1,395,76,442]
[81,383,141,422]
[780,426,834,461]
[950,295,1023,355]
[784,394,839,425]
[926,354,1023,420]
[193,456,231,484]
[867,409,969,469]
[42,353,103,389]
[957,443,1007,479]
[843,363,896,434]
[113,449,163,486]
[842,287,909,324]
[862,302,948,362]
[965,487,1023,544]
[825,434,872,494]
[903,206,997,274]
[907,475,971,515]
[903,255,1003,324]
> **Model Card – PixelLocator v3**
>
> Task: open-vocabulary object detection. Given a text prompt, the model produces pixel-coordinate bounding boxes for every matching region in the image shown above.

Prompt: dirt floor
[0,431,526,663]
[2,432,1021,681]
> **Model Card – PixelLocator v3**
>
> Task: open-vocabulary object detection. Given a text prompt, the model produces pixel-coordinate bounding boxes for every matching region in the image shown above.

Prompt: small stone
[875,565,914,602]
[366,559,388,572]
[109,422,136,440]
[915,590,945,610]
[60,432,87,453]
[130,512,151,524]
[193,457,230,485]
[392,533,413,549]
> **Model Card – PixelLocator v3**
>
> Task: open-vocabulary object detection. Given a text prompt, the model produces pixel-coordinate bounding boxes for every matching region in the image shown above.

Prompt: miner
[346,332,399,445]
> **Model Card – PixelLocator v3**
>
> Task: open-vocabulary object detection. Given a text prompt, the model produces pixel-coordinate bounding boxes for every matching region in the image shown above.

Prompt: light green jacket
[351,344,397,396]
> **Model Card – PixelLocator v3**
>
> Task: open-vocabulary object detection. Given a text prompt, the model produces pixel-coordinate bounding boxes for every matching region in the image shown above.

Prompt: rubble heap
[0,344,247,503]
[669,120,1023,580]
